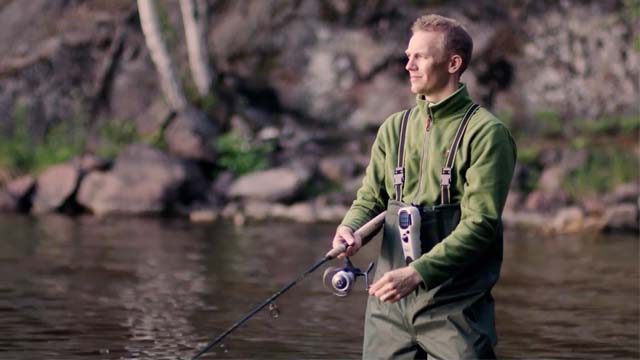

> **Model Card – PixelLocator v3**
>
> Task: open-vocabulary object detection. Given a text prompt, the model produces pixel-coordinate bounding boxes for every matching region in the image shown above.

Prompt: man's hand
[331,225,362,259]
[368,266,423,303]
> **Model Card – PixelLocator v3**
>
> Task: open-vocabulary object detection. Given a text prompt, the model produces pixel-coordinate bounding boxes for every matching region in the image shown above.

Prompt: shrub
[215,130,273,176]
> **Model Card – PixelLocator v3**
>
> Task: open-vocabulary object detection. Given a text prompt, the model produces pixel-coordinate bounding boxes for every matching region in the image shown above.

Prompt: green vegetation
[574,115,640,135]
[562,146,639,197]
[95,119,141,159]
[0,102,85,173]
[623,0,640,22]
[216,130,274,176]
[0,101,145,174]
[516,145,541,166]
[183,78,218,113]
[302,179,343,198]
[535,109,563,137]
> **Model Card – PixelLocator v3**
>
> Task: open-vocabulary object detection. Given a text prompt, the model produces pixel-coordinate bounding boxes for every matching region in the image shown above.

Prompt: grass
[0,102,86,173]
[562,146,639,197]
[573,114,640,136]
[215,130,274,176]
[0,101,145,174]
[94,119,141,159]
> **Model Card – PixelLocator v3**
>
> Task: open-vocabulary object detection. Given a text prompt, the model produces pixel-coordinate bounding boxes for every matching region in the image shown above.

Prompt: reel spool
[323,258,374,297]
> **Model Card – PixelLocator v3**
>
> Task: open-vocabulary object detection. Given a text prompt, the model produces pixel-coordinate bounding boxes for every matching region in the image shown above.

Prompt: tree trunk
[179,0,213,97]
[137,0,189,111]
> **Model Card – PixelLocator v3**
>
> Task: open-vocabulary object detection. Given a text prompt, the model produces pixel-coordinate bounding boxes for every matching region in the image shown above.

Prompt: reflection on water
[0,214,638,359]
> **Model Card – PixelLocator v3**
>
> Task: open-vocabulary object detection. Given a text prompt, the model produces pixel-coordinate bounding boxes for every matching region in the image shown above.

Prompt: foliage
[216,130,273,176]
[562,146,639,197]
[302,179,343,198]
[574,114,640,135]
[0,102,85,173]
[516,144,541,165]
[0,101,145,173]
[534,109,563,137]
[623,0,640,22]
[95,119,141,159]
[184,77,217,113]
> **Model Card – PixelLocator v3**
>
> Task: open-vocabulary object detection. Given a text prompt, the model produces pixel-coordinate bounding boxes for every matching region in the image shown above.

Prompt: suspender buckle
[440,167,452,186]
[394,167,405,186]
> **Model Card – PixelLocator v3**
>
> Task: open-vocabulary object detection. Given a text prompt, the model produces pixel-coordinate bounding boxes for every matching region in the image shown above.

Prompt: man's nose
[405,57,416,71]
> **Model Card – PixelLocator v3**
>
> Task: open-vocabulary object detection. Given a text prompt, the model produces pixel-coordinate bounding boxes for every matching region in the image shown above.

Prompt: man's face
[405,31,451,96]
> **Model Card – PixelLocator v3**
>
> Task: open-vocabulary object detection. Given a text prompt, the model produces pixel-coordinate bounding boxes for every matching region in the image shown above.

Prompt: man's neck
[423,79,460,104]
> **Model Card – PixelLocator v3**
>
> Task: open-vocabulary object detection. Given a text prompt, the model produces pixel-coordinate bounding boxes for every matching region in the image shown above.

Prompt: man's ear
[448,54,463,74]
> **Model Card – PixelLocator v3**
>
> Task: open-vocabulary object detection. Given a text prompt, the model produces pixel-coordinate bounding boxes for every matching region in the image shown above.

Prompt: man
[332,14,517,359]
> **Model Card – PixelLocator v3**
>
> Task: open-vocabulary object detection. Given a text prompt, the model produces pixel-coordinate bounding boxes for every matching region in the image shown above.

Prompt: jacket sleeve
[411,122,517,290]
[340,118,393,232]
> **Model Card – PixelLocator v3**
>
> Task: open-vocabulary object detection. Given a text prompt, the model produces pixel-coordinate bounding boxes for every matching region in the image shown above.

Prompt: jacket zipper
[413,112,432,205]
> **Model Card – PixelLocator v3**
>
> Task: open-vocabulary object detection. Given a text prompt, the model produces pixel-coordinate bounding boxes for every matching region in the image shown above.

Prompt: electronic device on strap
[398,206,421,265]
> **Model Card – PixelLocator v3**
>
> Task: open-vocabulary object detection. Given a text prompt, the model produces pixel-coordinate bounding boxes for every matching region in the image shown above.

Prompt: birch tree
[179,0,213,97]
[137,0,189,111]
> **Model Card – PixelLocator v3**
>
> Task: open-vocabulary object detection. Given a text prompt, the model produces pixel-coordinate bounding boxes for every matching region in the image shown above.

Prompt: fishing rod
[191,211,386,359]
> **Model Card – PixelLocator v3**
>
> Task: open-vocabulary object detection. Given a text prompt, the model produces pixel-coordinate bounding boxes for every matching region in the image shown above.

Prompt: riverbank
[0,131,637,235]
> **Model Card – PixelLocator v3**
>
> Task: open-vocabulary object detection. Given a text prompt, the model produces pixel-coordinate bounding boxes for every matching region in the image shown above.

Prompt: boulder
[77,144,205,216]
[502,210,551,230]
[189,208,219,223]
[603,203,639,233]
[31,163,81,214]
[2,174,35,212]
[228,167,311,202]
[282,202,316,223]
[603,182,640,205]
[315,203,348,222]
[211,171,235,197]
[0,189,16,211]
[537,165,566,192]
[348,71,414,130]
[548,206,585,234]
[524,189,569,213]
[242,200,274,221]
[319,156,358,183]
[70,154,111,173]
[503,190,524,213]
[164,107,218,162]
[136,97,174,138]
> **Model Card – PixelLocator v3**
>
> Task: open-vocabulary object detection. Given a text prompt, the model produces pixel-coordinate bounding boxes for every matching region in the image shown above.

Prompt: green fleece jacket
[341,84,517,290]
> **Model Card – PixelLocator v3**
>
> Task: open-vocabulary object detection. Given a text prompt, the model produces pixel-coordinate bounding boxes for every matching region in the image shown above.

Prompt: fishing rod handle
[324,211,386,259]
[325,243,346,259]
[354,211,386,238]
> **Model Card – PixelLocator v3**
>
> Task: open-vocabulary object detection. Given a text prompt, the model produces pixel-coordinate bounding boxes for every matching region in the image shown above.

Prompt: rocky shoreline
[0,142,637,236]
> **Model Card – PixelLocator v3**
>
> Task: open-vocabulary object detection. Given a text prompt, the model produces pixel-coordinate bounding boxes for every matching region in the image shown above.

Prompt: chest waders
[363,105,500,359]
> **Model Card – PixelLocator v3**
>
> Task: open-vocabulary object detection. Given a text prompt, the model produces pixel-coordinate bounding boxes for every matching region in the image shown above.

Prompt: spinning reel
[323,258,374,297]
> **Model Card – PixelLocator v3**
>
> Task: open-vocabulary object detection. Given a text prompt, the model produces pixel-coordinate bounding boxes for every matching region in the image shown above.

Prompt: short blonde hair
[412,14,473,74]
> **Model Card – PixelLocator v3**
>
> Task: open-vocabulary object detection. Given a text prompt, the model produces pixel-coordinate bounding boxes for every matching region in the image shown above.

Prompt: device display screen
[398,211,412,229]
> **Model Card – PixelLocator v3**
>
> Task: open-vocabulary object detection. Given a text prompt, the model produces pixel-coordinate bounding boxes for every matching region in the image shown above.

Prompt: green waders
[363,106,501,359]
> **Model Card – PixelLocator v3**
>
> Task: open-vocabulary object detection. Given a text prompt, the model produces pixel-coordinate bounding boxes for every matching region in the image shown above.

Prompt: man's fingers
[341,231,356,247]
[368,275,389,294]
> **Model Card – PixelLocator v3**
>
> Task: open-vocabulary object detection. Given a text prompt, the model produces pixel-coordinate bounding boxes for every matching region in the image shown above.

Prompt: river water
[0,214,638,359]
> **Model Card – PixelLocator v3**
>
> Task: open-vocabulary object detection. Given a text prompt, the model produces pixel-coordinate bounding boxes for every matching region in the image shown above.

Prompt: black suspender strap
[441,103,480,205]
[394,109,412,201]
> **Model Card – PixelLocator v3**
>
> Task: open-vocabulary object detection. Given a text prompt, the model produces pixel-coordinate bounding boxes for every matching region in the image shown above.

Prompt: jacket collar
[416,83,472,121]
